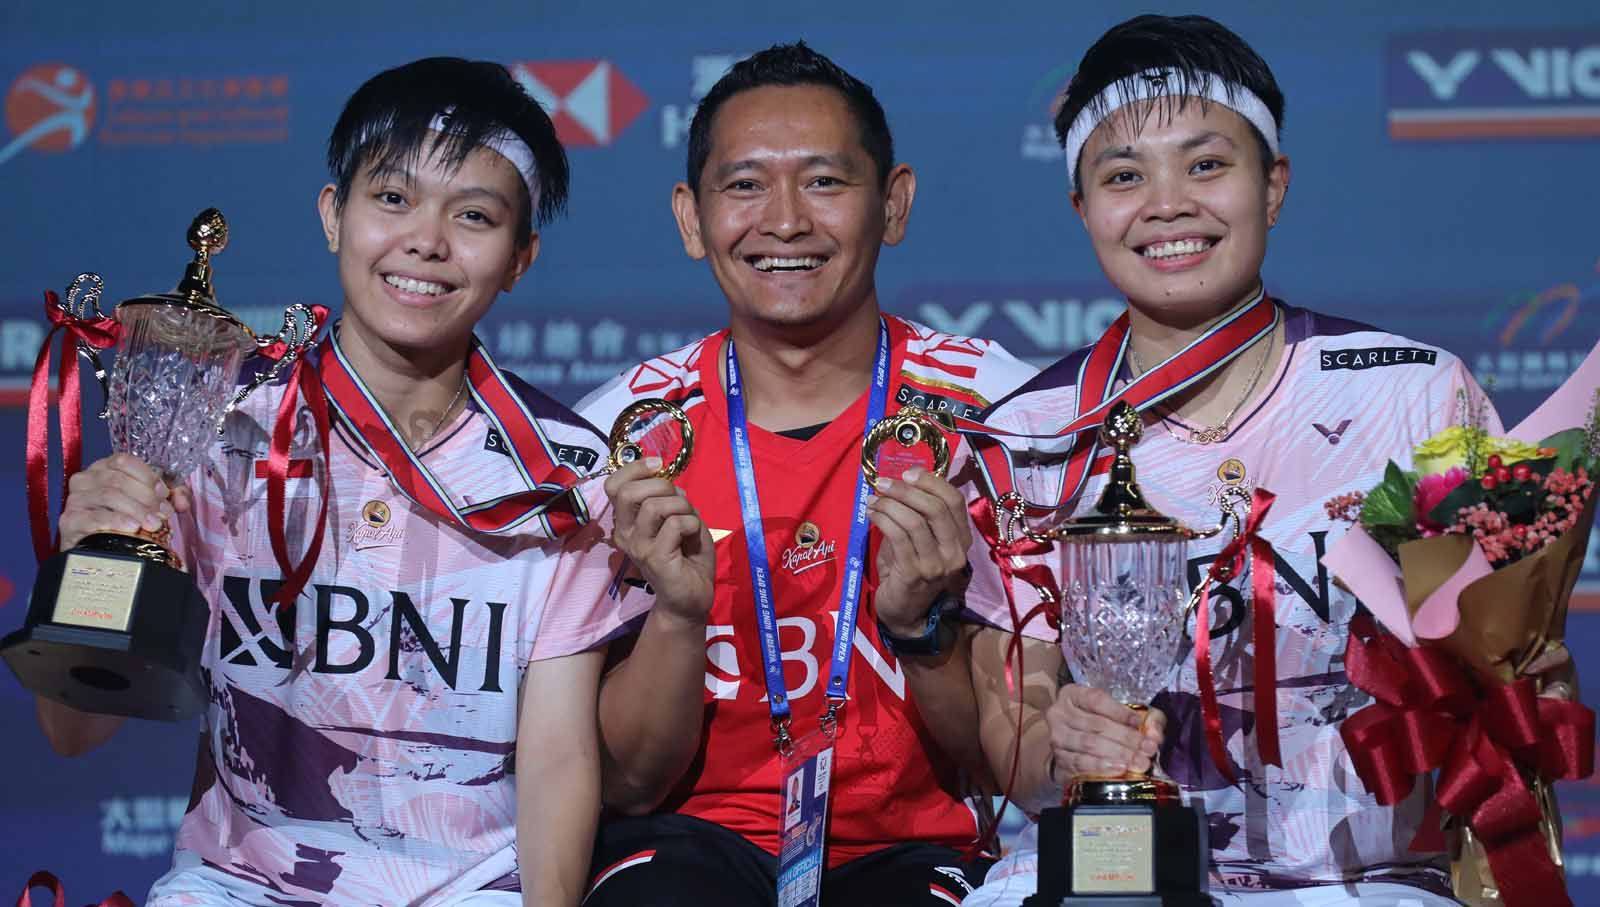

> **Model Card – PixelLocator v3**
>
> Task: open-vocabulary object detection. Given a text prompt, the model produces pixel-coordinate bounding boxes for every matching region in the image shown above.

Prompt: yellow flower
[1412,427,1542,476]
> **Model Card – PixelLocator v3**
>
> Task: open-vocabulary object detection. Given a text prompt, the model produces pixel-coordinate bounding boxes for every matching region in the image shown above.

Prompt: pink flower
[1414,466,1470,536]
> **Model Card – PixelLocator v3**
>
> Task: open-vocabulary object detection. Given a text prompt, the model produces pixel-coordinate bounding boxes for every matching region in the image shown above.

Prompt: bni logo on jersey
[0,63,96,167]
[1385,30,1600,139]
[508,60,648,147]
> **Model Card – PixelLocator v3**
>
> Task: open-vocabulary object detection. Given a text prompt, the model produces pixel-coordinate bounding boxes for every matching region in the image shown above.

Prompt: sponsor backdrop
[2,0,1598,900]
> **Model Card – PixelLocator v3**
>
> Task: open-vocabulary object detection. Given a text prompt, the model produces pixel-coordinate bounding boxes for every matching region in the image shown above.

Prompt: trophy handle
[62,273,114,417]
[1180,486,1254,637]
[218,304,322,433]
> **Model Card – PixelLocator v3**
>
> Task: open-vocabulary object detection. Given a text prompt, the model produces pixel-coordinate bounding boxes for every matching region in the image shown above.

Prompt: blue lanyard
[724,320,891,750]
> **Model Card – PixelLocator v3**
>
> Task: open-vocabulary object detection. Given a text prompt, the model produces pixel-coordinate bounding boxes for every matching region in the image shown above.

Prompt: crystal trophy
[2,209,320,721]
[1014,402,1228,907]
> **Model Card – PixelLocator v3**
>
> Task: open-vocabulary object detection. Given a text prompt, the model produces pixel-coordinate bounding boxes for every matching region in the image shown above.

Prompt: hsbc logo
[659,54,747,148]
[509,60,649,147]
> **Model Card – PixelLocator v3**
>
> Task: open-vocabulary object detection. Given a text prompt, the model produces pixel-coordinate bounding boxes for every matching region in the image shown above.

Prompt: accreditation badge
[776,729,836,907]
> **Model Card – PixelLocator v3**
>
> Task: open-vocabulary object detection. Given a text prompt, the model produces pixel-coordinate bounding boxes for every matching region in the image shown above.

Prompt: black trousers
[585,812,993,906]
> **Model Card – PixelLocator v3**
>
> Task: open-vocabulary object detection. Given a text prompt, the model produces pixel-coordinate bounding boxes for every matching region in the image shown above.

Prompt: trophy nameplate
[1072,812,1155,894]
[52,554,142,633]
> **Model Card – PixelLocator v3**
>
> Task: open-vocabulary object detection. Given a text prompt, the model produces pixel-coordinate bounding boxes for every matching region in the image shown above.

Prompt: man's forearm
[597,609,708,814]
[973,630,1063,814]
[898,623,996,791]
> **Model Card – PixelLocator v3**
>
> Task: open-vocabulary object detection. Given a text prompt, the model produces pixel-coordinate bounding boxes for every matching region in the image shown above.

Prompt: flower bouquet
[1320,343,1600,907]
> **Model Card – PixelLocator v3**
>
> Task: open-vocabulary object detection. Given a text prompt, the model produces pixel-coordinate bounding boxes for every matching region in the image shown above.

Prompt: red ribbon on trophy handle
[257,304,332,612]
[1339,614,1595,907]
[965,492,1065,853]
[15,870,134,907]
[25,288,121,564]
[1193,487,1281,785]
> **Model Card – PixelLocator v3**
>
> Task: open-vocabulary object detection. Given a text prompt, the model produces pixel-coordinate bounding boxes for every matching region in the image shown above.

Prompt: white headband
[1063,68,1280,187]
[428,111,541,214]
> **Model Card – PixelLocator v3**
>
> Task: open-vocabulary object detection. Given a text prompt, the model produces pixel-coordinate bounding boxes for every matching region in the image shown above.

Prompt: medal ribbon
[26,291,121,562]
[317,327,589,539]
[964,290,1277,516]
[1193,487,1282,783]
[725,321,890,740]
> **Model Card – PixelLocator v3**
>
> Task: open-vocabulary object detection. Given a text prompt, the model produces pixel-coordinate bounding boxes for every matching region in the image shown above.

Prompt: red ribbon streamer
[262,306,332,611]
[1339,614,1595,907]
[1194,487,1281,785]
[966,493,1065,852]
[25,291,121,563]
[15,870,134,907]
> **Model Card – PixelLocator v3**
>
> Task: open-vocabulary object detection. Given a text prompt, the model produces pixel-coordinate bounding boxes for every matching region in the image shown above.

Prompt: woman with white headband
[40,58,644,906]
[938,15,1574,907]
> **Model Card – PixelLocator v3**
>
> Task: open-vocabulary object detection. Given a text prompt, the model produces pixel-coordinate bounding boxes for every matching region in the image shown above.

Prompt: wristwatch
[878,590,959,657]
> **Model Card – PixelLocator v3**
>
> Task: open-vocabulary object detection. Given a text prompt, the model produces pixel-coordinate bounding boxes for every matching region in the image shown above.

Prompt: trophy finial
[187,209,229,261]
[1100,400,1143,450]
[175,209,228,305]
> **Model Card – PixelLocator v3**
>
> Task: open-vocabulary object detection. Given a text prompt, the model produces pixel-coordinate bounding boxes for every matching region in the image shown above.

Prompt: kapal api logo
[1387,30,1600,139]
[1,63,96,166]
[509,61,648,148]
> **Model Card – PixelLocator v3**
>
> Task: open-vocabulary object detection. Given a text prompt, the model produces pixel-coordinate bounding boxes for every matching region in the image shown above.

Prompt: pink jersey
[148,360,641,906]
[965,304,1498,892]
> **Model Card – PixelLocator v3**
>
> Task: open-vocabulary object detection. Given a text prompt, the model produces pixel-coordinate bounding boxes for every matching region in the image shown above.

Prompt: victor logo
[1313,420,1353,445]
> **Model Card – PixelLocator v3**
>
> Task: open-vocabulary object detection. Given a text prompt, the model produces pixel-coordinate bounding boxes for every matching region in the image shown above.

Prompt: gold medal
[606,398,694,480]
[861,407,951,484]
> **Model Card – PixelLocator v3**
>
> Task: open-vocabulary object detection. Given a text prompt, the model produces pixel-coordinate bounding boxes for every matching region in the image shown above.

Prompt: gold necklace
[413,371,469,450]
[1128,333,1273,445]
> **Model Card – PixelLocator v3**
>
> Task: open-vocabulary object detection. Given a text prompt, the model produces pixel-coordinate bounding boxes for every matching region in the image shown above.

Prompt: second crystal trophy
[1019,402,1218,907]
[1,209,320,721]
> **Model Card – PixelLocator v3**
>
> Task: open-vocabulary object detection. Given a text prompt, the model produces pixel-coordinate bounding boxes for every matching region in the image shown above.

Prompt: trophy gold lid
[118,208,254,338]
[1050,401,1198,542]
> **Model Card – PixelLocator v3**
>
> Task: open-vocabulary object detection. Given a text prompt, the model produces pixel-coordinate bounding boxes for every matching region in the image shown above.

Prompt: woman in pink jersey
[37,59,638,906]
[938,15,1577,907]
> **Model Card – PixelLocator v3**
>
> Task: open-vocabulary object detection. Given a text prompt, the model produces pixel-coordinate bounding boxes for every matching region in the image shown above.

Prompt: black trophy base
[2,535,209,721]
[1023,794,1217,907]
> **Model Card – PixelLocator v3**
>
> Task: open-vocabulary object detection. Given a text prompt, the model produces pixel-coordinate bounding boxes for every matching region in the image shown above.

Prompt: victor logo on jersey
[1313,420,1353,445]
[1320,347,1438,371]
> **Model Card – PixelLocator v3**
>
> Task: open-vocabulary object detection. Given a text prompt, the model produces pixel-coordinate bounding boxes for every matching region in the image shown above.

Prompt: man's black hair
[326,57,570,245]
[685,42,894,192]
[1054,15,1285,194]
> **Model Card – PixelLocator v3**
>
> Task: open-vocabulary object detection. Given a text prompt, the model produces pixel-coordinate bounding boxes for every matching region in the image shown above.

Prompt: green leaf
[1425,479,1487,527]
[1499,486,1539,523]
[1361,462,1418,530]
[1538,428,1588,472]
